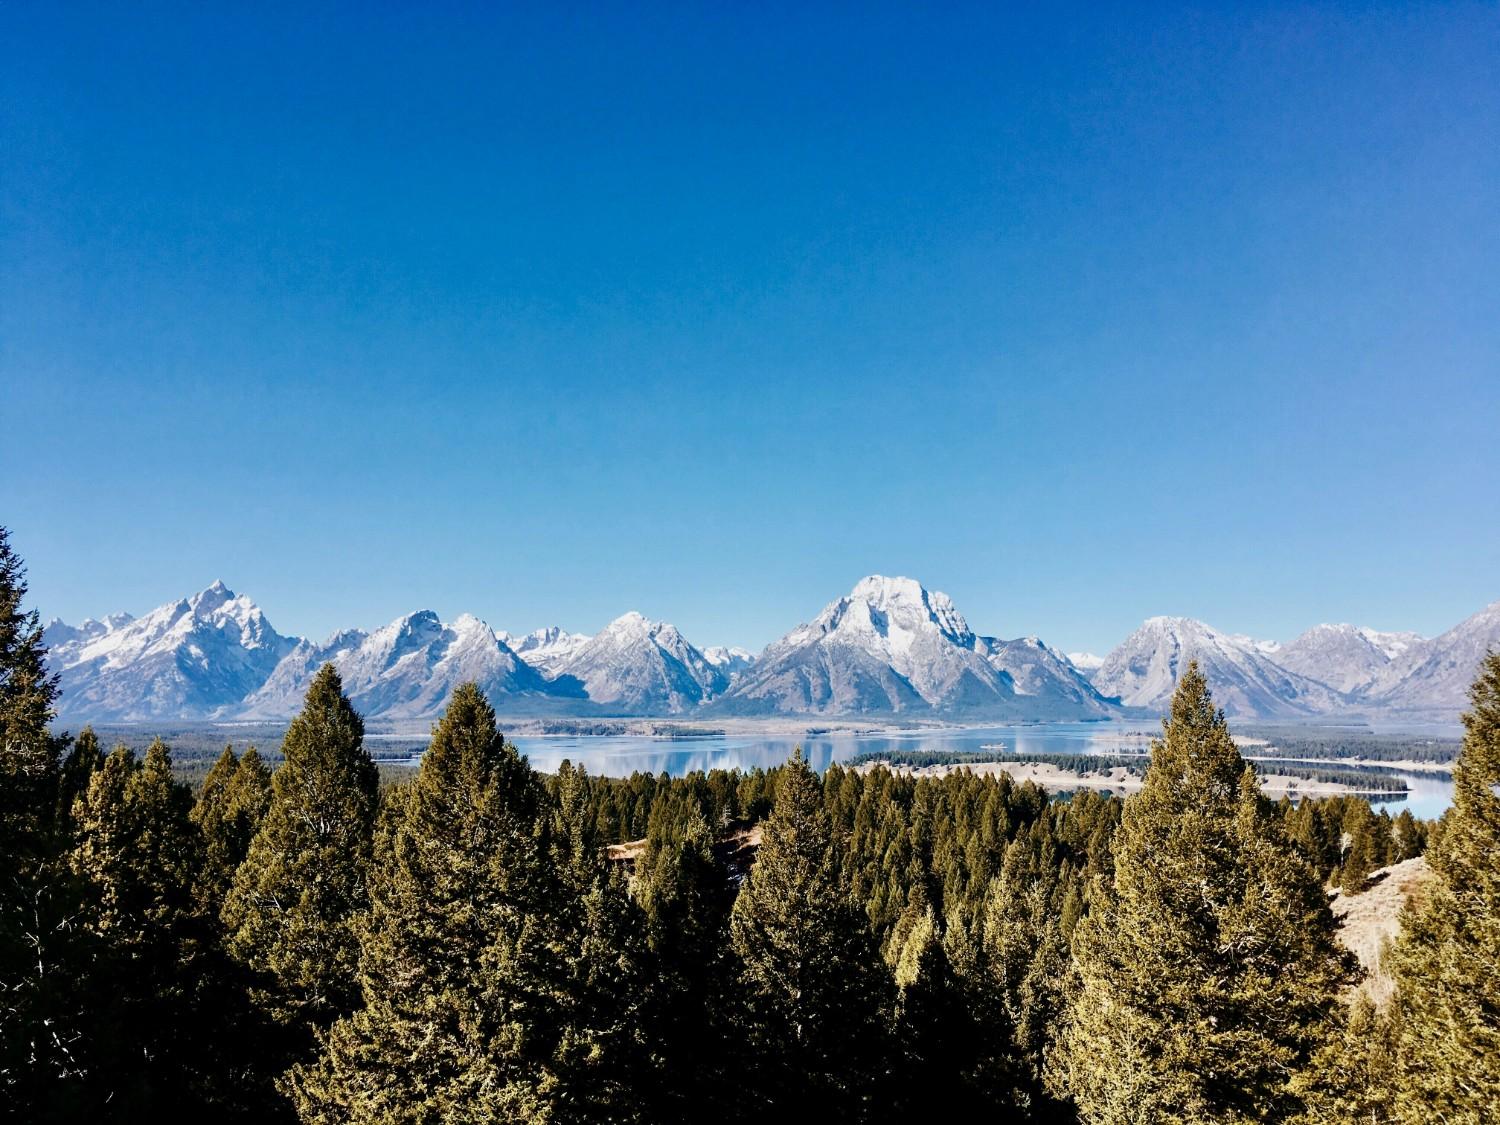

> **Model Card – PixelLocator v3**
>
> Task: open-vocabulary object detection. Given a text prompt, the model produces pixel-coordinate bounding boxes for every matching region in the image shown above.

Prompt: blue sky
[3,3,1497,654]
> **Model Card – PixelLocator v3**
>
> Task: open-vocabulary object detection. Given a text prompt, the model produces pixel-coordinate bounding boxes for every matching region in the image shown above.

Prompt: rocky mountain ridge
[44,580,1499,722]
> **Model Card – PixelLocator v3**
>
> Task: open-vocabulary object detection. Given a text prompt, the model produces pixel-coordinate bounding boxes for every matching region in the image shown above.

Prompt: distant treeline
[851,748,1147,772]
[1255,764,1411,794]
[850,749,1412,794]
[1241,731,1461,764]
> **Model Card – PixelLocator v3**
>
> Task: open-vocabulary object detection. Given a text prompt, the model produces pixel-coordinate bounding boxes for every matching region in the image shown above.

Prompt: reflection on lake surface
[395,720,1456,817]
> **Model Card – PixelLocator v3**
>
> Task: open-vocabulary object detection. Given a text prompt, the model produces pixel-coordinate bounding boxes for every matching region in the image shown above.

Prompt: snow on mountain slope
[978,635,1117,716]
[44,613,136,665]
[1367,600,1500,714]
[243,610,575,719]
[719,576,1116,718]
[1275,623,1425,695]
[50,582,297,720]
[702,645,757,679]
[552,612,727,714]
[45,579,1497,723]
[498,626,593,677]
[1091,616,1346,718]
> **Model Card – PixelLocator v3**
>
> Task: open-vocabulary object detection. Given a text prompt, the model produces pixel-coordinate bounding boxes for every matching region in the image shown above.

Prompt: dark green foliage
[729,751,896,1121]
[1289,995,1397,1124]
[56,724,103,831]
[289,682,559,1120]
[632,806,739,1119]
[222,664,378,1036]
[192,745,273,916]
[1387,652,1500,1122]
[1049,663,1358,1124]
[1238,730,1461,765]
[291,684,654,1123]
[67,740,206,1112]
[0,527,80,1116]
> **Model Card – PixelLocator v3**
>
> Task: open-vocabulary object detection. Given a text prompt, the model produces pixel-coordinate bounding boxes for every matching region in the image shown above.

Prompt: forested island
[3,528,1498,1122]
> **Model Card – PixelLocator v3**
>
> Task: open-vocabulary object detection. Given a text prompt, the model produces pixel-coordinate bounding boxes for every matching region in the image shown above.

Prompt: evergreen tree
[982,835,1071,1118]
[0,527,83,1116]
[56,725,103,832]
[222,664,377,1037]
[288,682,566,1122]
[192,745,272,917]
[1339,800,1377,891]
[729,750,895,1121]
[1386,652,1500,1122]
[1288,996,1396,1125]
[885,887,992,1115]
[0,527,60,801]
[633,806,738,1120]
[68,739,216,1114]
[553,866,654,1124]
[193,747,242,910]
[1048,663,1357,1124]
[540,758,656,1123]
[1392,808,1425,862]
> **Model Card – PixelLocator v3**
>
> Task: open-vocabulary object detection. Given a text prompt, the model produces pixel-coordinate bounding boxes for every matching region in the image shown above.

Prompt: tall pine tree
[0,527,84,1118]
[289,682,566,1122]
[192,745,272,917]
[222,664,377,1038]
[56,725,103,833]
[68,738,224,1114]
[1048,663,1356,1124]
[1386,651,1500,1122]
[632,806,738,1119]
[729,750,895,1121]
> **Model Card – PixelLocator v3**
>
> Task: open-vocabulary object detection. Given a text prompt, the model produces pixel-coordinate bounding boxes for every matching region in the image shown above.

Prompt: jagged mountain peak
[48,583,296,721]
[501,626,592,677]
[1093,614,1345,718]
[1276,622,1425,695]
[45,580,1500,723]
[553,612,724,714]
[243,608,569,719]
[721,576,1114,718]
[1365,599,1500,714]
[703,645,756,675]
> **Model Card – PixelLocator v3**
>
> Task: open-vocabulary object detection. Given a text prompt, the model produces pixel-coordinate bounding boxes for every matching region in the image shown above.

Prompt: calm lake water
[391,720,1455,818]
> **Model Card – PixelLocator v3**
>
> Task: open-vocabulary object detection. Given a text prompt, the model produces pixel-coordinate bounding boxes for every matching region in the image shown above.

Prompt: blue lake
[387,720,1455,817]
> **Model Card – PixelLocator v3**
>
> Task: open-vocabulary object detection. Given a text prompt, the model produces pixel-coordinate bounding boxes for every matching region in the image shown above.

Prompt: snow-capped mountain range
[719,576,1114,719]
[42,578,1500,723]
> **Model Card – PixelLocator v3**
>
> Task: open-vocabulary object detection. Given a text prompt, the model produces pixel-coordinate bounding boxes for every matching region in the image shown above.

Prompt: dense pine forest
[2,527,1498,1122]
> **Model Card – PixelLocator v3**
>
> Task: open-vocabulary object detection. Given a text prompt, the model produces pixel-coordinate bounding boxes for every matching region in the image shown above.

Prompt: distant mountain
[1090,616,1345,718]
[980,636,1117,714]
[1366,600,1500,715]
[48,582,296,721]
[243,610,576,719]
[1275,623,1425,695]
[551,612,726,714]
[702,645,757,679]
[44,612,136,657]
[43,580,1500,723]
[498,626,592,677]
[717,576,1115,718]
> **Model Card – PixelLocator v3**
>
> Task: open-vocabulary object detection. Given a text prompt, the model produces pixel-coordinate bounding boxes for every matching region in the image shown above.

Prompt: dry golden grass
[1330,856,1433,1006]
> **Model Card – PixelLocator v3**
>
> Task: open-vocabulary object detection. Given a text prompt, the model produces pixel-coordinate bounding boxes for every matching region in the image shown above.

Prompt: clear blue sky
[3,3,1497,654]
